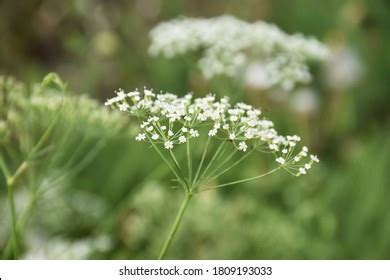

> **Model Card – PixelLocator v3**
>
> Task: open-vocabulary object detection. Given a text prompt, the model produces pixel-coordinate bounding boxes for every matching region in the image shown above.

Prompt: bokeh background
[1,0,389,259]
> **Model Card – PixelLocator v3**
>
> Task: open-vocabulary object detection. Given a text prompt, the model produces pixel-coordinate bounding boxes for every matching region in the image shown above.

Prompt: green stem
[146,135,186,190]
[2,188,39,259]
[193,137,210,187]
[201,167,280,192]
[158,192,193,260]
[201,148,238,185]
[6,162,28,188]
[194,141,227,187]
[202,147,255,187]
[186,139,192,185]
[1,103,63,259]
[168,151,188,191]
[6,181,19,259]
[2,161,29,259]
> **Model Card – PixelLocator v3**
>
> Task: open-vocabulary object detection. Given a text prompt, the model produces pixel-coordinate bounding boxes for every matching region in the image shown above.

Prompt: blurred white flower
[290,88,320,114]
[149,15,329,90]
[23,233,112,260]
[325,47,364,89]
[244,62,273,90]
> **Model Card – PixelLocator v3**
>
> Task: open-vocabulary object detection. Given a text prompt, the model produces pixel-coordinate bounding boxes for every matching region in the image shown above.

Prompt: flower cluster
[1,76,127,138]
[149,15,329,90]
[106,88,319,177]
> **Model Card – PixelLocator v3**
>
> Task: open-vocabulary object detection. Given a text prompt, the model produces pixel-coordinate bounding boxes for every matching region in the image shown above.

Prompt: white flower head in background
[149,15,329,91]
[289,87,320,114]
[325,46,364,90]
[106,88,319,184]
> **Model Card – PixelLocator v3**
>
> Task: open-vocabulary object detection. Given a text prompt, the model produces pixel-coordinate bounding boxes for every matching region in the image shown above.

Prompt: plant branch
[193,136,210,188]
[146,135,186,190]
[200,167,280,192]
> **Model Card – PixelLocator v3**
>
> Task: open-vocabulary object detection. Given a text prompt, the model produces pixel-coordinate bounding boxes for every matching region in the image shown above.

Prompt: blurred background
[1,0,389,259]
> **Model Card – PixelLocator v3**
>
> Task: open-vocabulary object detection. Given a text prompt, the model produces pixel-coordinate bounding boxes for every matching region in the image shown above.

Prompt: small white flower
[149,116,159,122]
[230,115,238,122]
[289,141,296,147]
[222,124,229,130]
[229,133,236,140]
[208,129,217,137]
[282,149,288,154]
[304,163,311,170]
[238,141,248,152]
[178,136,187,143]
[146,126,154,132]
[294,156,300,162]
[118,103,129,112]
[310,155,319,162]
[299,167,307,175]
[302,146,308,153]
[144,89,155,97]
[189,129,199,138]
[140,121,149,128]
[276,157,285,165]
[116,89,126,100]
[127,90,140,97]
[160,126,167,131]
[269,143,279,151]
[104,98,115,106]
[164,141,173,149]
[168,130,174,136]
[135,133,146,141]
[182,127,188,133]
[151,133,159,140]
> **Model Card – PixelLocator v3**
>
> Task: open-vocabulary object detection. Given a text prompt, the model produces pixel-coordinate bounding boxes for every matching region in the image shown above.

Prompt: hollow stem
[158,192,193,260]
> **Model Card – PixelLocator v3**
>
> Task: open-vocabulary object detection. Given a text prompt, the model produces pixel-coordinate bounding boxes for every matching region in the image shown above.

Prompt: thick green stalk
[158,192,193,260]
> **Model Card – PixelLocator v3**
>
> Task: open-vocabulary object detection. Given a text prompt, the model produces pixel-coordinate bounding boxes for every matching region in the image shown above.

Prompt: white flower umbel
[105,87,319,259]
[106,87,319,186]
[149,15,329,90]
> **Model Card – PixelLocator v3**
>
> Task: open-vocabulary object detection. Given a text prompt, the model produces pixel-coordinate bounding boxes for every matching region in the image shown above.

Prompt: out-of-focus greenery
[0,0,389,259]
